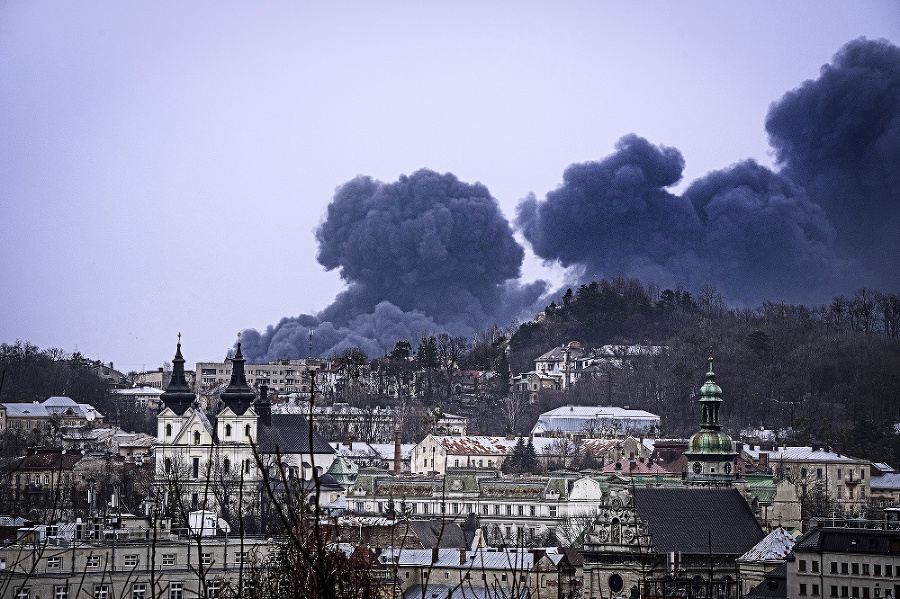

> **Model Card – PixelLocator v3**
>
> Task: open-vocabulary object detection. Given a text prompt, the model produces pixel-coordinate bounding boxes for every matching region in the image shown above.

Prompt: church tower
[683,355,738,485]
[157,334,197,447]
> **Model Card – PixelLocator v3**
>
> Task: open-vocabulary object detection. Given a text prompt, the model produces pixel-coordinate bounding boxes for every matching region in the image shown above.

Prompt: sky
[1,2,898,371]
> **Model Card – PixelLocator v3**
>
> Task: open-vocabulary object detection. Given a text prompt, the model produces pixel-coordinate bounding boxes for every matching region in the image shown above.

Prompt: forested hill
[509,279,900,464]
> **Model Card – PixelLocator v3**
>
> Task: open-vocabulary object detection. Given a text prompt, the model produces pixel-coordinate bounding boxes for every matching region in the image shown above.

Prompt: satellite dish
[217,518,231,534]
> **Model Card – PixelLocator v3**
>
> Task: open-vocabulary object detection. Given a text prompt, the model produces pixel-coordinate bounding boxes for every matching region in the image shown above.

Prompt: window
[235,552,247,564]
[494,505,500,515]
[206,580,221,599]
[162,554,176,566]
[165,458,172,473]
[245,425,251,437]
[169,583,183,599]
[132,584,146,599]
[838,469,843,480]
[853,564,860,575]
[225,424,231,437]
[813,561,820,573]
[841,586,848,597]
[502,574,508,582]
[47,556,62,569]
[843,563,849,574]
[801,560,808,572]
[813,585,820,596]
[863,588,870,598]
[87,555,101,568]
[874,565,881,576]
[832,563,839,574]
[863,564,870,575]
[831,586,838,597]
[201,553,213,565]
[482,505,489,515]
[818,468,823,479]
[194,431,201,445]
[95,585,110,599]
[245,459,251,474]
[506,505,512,516]
[505,526,512,537]
[193,457,200,478]
[801,584,808,595]
[549,505,557,517]
[518,505,524,516]
[124,554,138,567]
[530,505,536,516]
[223,458,230,474]
[166,424,172,437]
[445,572,450,579]
[852,588,859,597]
[55,587,68,599]
[16,589,30,599]
[885,564,892,576]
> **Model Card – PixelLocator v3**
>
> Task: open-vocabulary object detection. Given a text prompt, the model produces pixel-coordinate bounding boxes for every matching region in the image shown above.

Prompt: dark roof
[256,414,336,455]
[14,449,83,471]
[633,488,764,555]
[408,519,468,548]
[794,527,900,555]
[745,564,787,599]
[559,546,584,567]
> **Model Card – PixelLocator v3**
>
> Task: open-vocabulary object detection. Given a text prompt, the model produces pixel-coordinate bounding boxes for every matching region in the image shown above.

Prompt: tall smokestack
[394,427,402,475]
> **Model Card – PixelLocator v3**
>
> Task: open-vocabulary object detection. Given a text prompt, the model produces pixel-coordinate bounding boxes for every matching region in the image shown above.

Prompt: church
[579,357,764,599]
[155,336,335,523]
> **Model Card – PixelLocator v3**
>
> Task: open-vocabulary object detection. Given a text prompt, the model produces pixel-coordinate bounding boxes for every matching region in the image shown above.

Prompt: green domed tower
[683,355,737,485]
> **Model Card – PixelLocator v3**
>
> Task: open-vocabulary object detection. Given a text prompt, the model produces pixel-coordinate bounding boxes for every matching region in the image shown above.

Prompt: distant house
[110,386,163,410]
[1,396,103,434]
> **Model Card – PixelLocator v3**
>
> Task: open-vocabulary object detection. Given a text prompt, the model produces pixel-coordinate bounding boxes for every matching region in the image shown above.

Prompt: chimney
[759,452,769,472]
[459,548,466,565]
[394,428,402,475]
[432,546,439,564]
[257,385,271,427]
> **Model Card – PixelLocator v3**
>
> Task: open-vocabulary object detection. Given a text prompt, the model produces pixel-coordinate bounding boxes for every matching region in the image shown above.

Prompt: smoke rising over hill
[241,37,899,361]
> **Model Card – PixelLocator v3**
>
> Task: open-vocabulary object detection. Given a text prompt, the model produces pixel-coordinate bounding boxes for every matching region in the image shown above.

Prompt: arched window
[245,459,251,474]
[225,424,231,437]
[166,424,172,437]
[223,458,230,474]
[165,458,172,473]
[245,424,251,437]
[193,431,201,445]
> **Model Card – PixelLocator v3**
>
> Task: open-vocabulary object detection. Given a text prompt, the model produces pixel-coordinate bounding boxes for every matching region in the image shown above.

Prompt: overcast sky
[1,2,898,371]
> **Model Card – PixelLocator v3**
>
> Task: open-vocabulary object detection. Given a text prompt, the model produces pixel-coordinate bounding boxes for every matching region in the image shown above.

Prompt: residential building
[195,357,326,395]
[110,386,163,410]
[870,472,900,516]
[0,533,274,599]
[743,445,872,518]
[737,527,798,590]
[787,526,900,599]
[0,396,103,433]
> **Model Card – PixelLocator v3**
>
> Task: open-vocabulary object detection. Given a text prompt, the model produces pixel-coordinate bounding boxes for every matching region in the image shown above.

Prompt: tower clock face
[692,462,702,474]
[723,462,732,474]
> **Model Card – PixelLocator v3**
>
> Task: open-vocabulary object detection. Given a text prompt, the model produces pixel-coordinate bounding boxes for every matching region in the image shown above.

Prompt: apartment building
[787,526,900,599]
[744,445,872,517]
[0,534,273,599]
[195,357,325,394]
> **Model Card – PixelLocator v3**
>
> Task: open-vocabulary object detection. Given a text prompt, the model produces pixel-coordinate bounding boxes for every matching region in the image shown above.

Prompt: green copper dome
[684,355,737,460]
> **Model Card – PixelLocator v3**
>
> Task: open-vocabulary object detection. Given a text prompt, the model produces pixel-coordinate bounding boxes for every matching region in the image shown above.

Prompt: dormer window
[194,431,201,445]
[225,424,231,437]
[166,424,172,437]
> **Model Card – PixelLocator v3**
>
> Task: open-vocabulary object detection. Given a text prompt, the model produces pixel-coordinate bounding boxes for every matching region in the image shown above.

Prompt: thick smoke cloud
[766,37,900,287]
[241,170,547,361]
[518,38,897,305]
[242,38,898,360]
[516,135,705,292]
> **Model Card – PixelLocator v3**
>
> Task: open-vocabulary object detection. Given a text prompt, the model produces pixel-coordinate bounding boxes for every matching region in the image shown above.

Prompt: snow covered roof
[743,446,868,464]
[2,397,103,421]
[738,527,796,562]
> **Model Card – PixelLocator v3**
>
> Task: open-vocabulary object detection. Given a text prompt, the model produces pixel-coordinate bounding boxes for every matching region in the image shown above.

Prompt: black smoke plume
[766,37,900,287]
[241,38,898,359]
[518,38,897,305]
[241,170,546,361]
